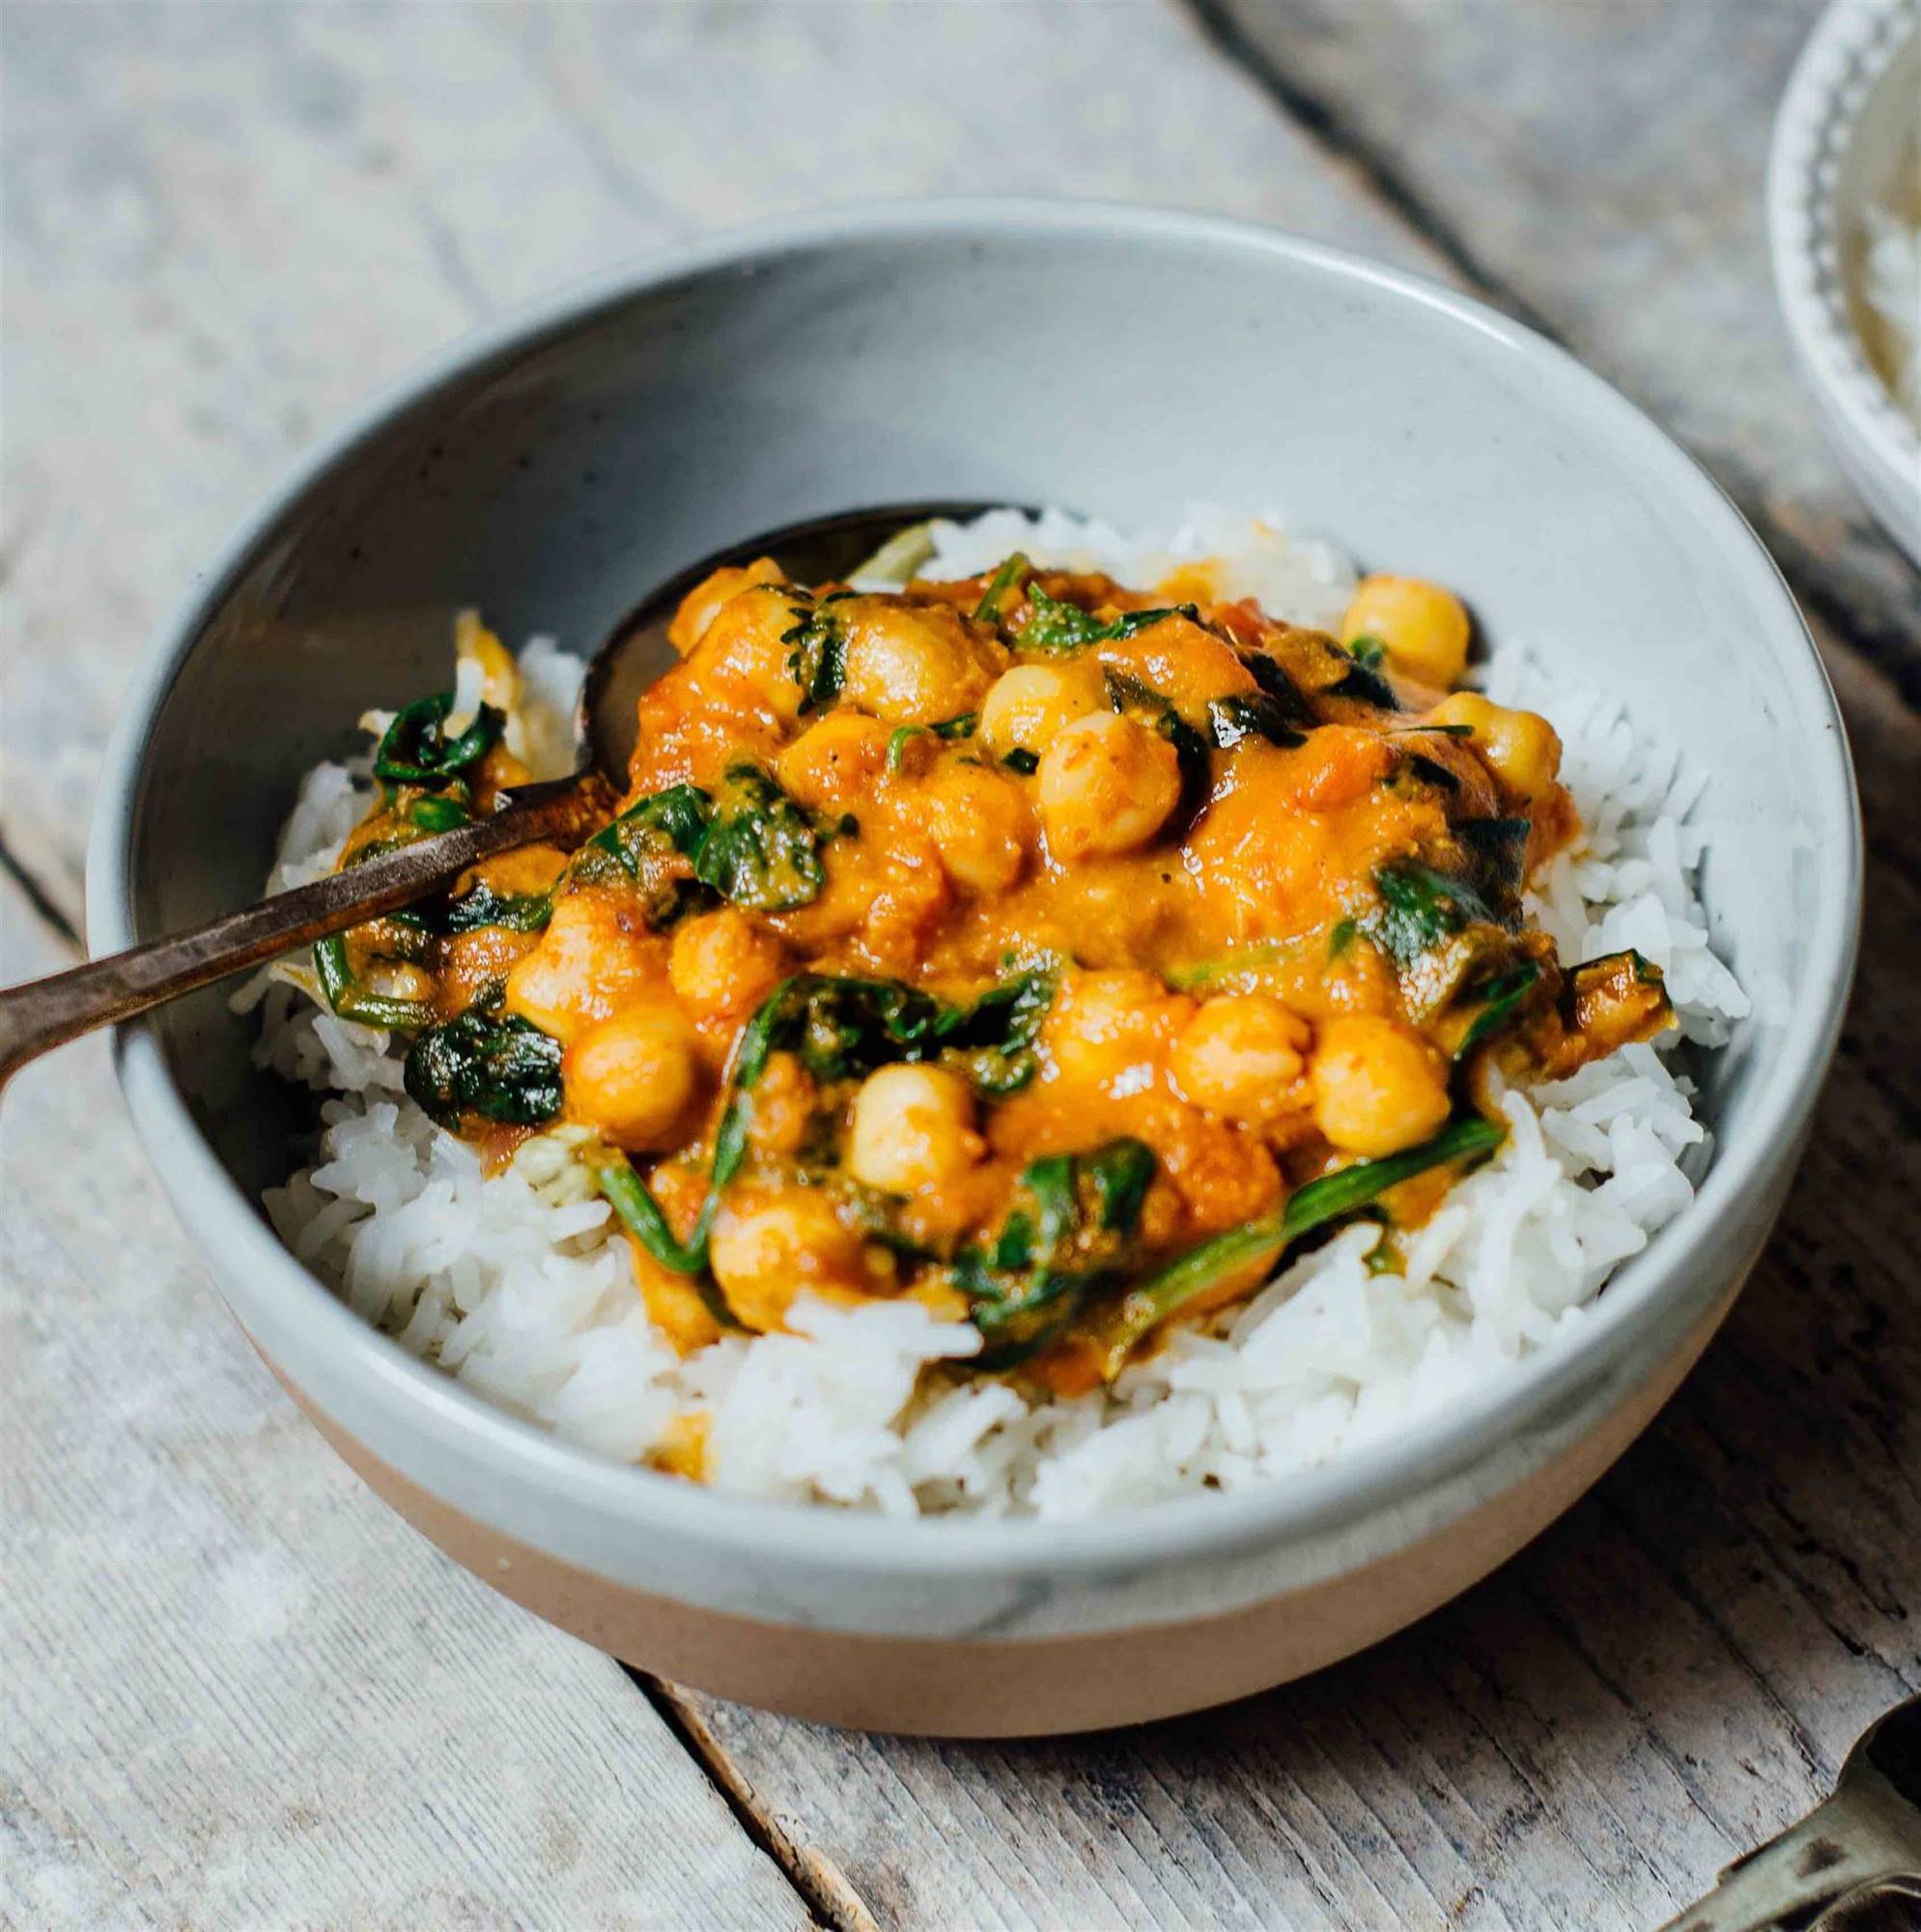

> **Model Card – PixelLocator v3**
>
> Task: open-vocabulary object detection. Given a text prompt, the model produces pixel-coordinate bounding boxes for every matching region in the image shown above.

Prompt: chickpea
[627,1239,721,1355]
[668,907,790,1030]
[1427,692,1563,802]
[837,598,1003,724]
[564,1002,703,1150]
[1043,969,1196,1089]
[1098,615,1257,726]
[846,1064,983,1193]
[775,711,893,812]
[918,760,1031,894]
[1341,575,1472,688]
[504,890,662,1044]
[1310,1014,1451,1156]
[666,556,783,656]
[1035,712,1183,862]
[708,1188,880,1332]
[688,583,811,722]
[1171,995,1312,1125]
[976,662,1106,759]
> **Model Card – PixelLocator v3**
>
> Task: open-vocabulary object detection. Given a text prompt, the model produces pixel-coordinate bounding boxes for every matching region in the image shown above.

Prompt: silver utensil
[1662,1698,1920,1931]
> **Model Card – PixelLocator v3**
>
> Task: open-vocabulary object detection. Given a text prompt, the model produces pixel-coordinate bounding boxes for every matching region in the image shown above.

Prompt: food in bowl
[241,508,1746,1518]
[1858,140,1921,425]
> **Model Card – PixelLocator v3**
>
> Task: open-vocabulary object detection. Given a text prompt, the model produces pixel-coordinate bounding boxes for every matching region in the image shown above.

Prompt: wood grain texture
[1198,0,1921,704]
[0,878,814,1931]
[3,2,1918,1927]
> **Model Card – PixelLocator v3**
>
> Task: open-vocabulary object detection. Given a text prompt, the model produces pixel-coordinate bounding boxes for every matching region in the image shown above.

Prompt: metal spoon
[0,499,1001,1088]
[1660,1697,1920,1931]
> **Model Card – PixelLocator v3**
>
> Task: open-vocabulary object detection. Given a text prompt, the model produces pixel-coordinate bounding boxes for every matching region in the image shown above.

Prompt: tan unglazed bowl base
[268,1274,1737,1737]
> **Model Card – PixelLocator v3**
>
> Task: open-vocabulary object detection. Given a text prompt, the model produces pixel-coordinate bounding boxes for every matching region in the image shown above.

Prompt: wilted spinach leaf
[1206,693,1306,751]
[692,765,829,912]
[781,600,847,715]
[932,969,1057,1094]
[956,1137,1157,1368]
[375,693,505,787]
[442,882,554,934]
[1020,585,1201,654]
[404,1010,562,1126]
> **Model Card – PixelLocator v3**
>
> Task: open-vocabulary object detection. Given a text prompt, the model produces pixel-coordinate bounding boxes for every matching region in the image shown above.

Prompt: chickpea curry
[321,544,1673,1402]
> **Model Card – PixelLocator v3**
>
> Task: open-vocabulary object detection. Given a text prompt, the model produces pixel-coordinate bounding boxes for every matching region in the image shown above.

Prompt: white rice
[244,513,1746,1518]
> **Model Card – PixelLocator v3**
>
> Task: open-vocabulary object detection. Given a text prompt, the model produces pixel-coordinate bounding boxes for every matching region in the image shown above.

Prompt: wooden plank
[0,879,814,1932]
[1196,0,1921,702]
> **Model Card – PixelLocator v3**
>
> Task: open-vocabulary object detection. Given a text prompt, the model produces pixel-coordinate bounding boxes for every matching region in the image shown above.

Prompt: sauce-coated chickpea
[1035,712,1182,861]
[774,711,893,812]
[666,556,783,657]
[1310,1014,1451,1156]
[564,1002,702,1150]
[1043,969,1196,1089]
[1341,574,1472,688]
[1427,692,1563,802]
[838,598,1003,724]
[976,663,1106,758]
[668,907,789,1030]
[708,1189,878,1331]
[918,761,1031,894]
[688,584,811,722]
[846,1064,983,1193]
[504,891,662,1044]
[1171,995,1311,1124]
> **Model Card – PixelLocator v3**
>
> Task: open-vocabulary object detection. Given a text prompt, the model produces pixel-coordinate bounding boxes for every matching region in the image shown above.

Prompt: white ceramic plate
[1768,0,1921,567]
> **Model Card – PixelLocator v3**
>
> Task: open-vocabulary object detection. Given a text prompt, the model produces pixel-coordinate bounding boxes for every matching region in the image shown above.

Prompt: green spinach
[1020,585,1201,655]
[692,765,829,912]
[1083,1114,1504,1378]
[374,693,505,788]
[403,1009,563,1126]
[781,600,848,715]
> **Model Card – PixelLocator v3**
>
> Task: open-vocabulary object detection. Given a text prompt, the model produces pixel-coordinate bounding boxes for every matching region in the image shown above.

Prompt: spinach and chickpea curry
[323,543,1673,1403]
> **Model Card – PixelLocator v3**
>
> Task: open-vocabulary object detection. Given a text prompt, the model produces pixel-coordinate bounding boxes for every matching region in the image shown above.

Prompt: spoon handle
[1659,1784,1921,1931]
[0,778,596,1089]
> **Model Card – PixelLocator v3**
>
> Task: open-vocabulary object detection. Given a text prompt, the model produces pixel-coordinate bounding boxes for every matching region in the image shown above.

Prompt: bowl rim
[86,197,1863,1579]
[1766,0,1921,500]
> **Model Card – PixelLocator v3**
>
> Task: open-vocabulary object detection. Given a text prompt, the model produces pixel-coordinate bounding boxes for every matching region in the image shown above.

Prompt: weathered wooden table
[4,5,1916,1926]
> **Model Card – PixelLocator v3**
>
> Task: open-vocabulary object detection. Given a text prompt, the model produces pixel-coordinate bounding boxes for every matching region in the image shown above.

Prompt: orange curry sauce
[326,550,1670,1405]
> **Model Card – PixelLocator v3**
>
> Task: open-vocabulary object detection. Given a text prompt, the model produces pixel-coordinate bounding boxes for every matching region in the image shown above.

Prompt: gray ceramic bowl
[87,202,1860,1735]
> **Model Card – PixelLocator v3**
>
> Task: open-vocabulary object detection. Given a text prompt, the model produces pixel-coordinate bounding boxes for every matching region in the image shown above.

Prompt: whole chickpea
[666,556,783,656]
[845,1064,983,1193]
[668,907,790,1030]
[1043,969,1195,1089]
[1341,574,1472,688]
[708,1188,876,1332]
[1035,712,1183,861]
[774,711,893,812]
[1171,995,1312,1125]
[918,760,1031,894]
[837,598,1003,724]
[1310,1014,1452,1156]
[688,584,813,722]
[564,1001,703,1150]
[976,662,1106,759]
[504,890,662,1044]
[1426,692,1563,802]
